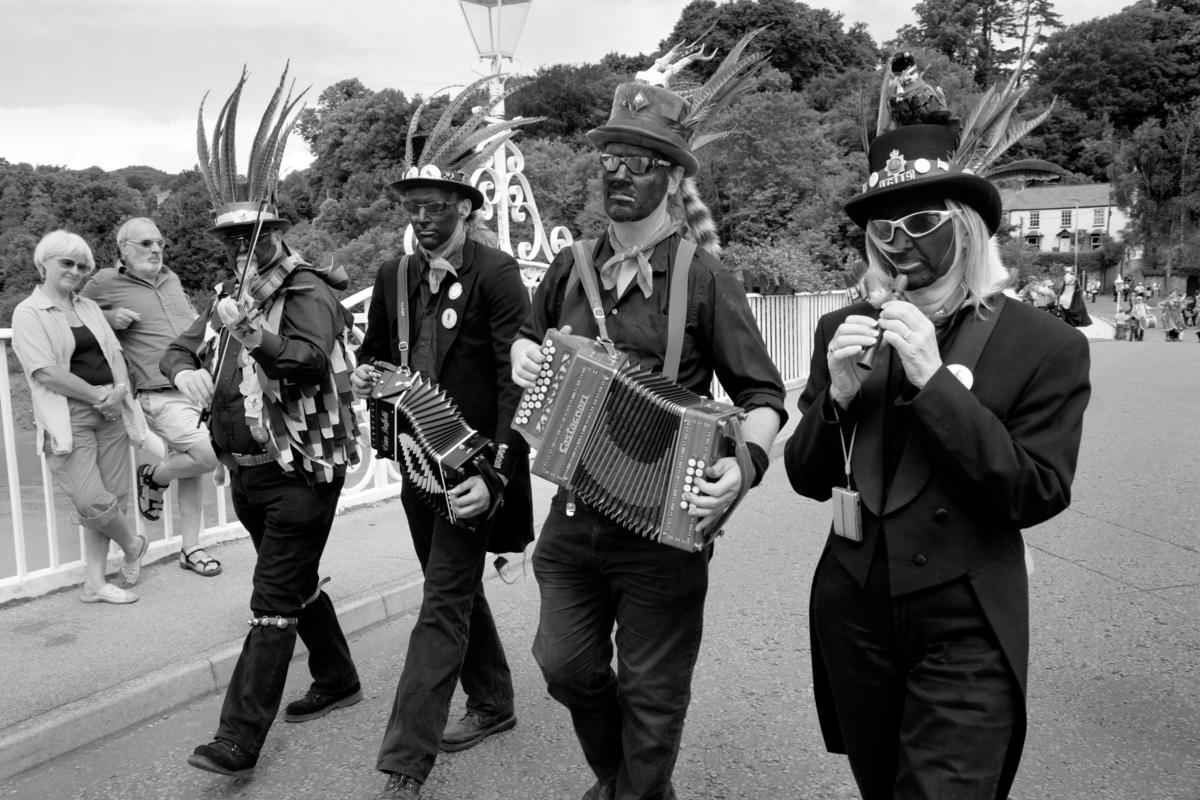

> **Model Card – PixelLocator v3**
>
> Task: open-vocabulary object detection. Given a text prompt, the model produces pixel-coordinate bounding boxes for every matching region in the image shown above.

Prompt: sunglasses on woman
[53,257,94,273]
[867,210,957,244]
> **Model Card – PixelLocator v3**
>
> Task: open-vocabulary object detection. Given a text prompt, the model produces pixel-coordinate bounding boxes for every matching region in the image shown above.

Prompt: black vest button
[933,508,949,522]
[913,554,928,566]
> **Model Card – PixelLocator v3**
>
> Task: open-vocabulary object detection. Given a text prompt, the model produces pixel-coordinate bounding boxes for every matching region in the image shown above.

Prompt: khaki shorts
[138,389,210,455]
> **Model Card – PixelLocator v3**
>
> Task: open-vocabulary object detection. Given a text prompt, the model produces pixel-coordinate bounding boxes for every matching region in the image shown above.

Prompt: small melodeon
[367,363,503,530]
[512,329,752,552]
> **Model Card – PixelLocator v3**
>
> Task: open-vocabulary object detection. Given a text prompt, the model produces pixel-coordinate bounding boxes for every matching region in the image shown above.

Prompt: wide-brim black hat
[390,167,485,212]
[206,201,292,239]
[586,83,700,177]
[844,124,1002,234]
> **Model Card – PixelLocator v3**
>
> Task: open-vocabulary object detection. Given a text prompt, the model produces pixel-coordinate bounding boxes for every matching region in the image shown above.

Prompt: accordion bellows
[368,366,500,531]
[513,330,750,552]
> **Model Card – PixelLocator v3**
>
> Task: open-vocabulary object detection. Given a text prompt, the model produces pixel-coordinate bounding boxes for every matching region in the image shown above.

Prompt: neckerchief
[599,212,677,298]
[417,221,466,293]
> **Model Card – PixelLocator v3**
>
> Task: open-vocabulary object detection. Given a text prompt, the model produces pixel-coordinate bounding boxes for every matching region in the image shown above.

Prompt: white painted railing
[3,287,842,602]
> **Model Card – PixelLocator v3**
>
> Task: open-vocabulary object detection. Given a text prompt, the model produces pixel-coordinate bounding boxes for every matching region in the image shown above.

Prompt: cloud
[0,104,312,173]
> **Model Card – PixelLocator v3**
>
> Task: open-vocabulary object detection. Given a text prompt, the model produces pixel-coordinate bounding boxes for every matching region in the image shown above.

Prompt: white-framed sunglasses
[867,210,957,243]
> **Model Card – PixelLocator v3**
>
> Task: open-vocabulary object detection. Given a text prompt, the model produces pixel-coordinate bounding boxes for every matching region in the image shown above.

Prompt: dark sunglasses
[402,200,455,216]
[122,238,166,249]
[53,257,94,273]
[599,154,674,175]
[866,210,956,244]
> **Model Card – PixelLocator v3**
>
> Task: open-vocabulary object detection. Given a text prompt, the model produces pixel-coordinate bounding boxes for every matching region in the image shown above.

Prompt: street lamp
[459,0,531,112]
[1068,196,1080,285]
[455,0,571,282]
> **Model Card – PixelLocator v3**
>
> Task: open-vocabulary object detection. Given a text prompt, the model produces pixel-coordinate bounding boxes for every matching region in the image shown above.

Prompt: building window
[1029,211,1040,228]
[1093,208,1104,227]
[1061,210,1072,227]
[1025,235,1039,247]
[1090,233,1102,249]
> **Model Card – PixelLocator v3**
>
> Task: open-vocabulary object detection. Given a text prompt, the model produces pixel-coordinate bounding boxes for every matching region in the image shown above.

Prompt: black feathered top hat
[844,46,1062,235]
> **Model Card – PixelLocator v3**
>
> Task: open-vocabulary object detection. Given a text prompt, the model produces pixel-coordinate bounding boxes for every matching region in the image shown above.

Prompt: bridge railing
[0,136,846,602]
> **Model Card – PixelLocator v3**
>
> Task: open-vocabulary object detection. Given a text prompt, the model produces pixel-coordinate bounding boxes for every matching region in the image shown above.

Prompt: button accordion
[512,330,752,552]
[368,363,503,530]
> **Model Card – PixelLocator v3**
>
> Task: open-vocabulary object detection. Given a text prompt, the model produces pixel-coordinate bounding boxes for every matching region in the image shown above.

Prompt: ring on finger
[903,330,911,342]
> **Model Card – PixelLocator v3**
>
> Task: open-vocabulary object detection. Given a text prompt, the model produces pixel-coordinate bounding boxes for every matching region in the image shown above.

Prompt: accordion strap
[571,241,611,343]
[569,238,696,380]
[394,255,411,371]
[662,239,695,382]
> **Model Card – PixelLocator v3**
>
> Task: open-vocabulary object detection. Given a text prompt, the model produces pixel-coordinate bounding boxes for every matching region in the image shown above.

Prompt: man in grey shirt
[83,217,221,576]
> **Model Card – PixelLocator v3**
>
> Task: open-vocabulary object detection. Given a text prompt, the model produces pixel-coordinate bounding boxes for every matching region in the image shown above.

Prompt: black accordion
[367,364,502,530]
[512,330,751,552]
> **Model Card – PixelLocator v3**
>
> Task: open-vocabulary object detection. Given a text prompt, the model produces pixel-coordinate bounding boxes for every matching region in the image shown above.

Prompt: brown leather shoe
[377,772,422,799]
[440,709,517,752]
[186,738,257,777]
[581,777,616,800]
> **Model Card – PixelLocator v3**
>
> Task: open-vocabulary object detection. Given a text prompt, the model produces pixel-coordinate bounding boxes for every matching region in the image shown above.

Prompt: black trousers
[215,464,359,755]
[376,492,514,781]
[811,552,1019,800]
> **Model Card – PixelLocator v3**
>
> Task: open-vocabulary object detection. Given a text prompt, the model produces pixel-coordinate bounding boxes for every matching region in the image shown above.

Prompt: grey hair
[115,216,158,245]
[863,199,1009,313]
[33,230,94,278]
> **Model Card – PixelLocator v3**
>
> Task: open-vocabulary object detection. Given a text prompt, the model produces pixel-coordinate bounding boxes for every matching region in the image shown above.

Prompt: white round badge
[946,363,974,390]
[441,309,457,329]
[448,282,463,300]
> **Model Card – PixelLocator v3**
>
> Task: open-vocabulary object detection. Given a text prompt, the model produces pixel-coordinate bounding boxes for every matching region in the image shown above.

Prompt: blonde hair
[33,230,95,279]
[863,199,1009,312]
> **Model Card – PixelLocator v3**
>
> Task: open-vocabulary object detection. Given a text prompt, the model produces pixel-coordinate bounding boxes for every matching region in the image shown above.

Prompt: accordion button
[688,458,697,466]
[680,501,689,509]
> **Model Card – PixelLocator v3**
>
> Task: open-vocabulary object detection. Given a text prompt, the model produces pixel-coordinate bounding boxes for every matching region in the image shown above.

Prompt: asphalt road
[3,337,1198,800]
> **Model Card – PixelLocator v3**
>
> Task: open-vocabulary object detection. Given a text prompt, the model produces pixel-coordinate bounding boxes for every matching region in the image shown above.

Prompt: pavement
[0,300,1142,784]
[0,383,810,784]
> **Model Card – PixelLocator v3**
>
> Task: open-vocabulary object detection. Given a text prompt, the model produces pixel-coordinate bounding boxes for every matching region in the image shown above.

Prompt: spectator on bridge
[785,49,1091,800]
[11,230,149,604]
[82,217,221,576]
[511,34,786,800]
[1056,269,1092,328]
[166,70,362,781]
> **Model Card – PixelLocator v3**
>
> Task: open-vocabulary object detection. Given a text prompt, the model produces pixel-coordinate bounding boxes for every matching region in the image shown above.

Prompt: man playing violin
[162,196,363,778]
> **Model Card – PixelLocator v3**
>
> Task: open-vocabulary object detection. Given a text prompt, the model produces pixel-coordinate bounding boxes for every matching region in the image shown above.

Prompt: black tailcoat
[785,295,1091,797]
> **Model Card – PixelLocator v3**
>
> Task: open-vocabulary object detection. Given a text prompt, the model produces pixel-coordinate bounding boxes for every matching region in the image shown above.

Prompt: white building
[999,183,1129,254]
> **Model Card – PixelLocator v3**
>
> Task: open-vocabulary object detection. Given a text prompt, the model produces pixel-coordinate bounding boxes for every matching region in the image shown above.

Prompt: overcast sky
[0,0,1134,174]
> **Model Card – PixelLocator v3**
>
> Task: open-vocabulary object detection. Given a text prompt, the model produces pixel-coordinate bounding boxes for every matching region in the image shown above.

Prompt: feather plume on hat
[391,75,544,211]
[846,37,1061,233]
[197,64,309,236]
[637,27,770,255]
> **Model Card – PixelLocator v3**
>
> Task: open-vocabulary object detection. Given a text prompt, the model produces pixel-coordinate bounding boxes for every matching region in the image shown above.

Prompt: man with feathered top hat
[161,68,363,779]
[350,78,537,800]
[784,48,1090,798]
[510,34,786,800]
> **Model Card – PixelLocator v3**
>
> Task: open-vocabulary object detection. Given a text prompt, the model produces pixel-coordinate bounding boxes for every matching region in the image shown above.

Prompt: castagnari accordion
[512,330,750,552]
[368,364,502,531]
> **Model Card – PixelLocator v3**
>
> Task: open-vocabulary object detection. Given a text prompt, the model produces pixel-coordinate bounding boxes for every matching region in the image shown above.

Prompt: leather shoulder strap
[662,239,696,382]
[570,240,610,341]
[395,255,410,370]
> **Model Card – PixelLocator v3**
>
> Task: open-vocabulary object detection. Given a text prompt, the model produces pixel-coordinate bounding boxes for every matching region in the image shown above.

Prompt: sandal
[180,545,222,577]
[136,464,167,522]
[120,533,148,587]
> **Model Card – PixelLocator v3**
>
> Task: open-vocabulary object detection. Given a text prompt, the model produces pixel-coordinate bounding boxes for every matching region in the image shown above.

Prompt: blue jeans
[532,497,709,800]
[376,492,514,781]
[215,464,358,755]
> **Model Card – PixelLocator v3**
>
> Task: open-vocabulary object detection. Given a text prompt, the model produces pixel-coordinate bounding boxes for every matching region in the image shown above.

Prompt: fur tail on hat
[673,177,720,255]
